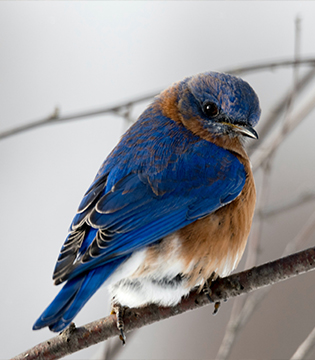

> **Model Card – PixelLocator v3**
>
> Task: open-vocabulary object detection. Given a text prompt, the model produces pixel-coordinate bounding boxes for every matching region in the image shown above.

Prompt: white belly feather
[104,232,241,308]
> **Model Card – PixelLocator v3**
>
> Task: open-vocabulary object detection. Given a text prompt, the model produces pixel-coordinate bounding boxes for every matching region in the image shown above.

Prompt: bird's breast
[130,155,256,290]
[109,153,256,308]
[178,157,256,286]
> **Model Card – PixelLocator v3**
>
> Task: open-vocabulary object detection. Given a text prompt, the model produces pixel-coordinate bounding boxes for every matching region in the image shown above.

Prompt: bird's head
[175,72,260,141]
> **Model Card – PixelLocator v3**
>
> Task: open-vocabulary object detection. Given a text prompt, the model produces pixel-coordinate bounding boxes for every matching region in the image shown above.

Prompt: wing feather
[52,113,246,284]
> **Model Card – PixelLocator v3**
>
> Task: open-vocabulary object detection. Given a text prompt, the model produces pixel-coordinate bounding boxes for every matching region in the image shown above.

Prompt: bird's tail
[33,258,126,332]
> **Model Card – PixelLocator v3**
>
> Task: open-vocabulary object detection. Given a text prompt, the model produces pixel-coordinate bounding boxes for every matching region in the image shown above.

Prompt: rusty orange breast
[179,151,256,287]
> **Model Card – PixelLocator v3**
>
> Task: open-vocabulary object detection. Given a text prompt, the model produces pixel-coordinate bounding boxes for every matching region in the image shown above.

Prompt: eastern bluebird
[33,71,260,341]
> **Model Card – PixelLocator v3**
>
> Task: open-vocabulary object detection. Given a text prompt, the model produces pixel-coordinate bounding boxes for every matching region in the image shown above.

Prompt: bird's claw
[119,328,126,345]
[111,303,127,345]
[213,301,221,315]
[203,272,221,315]
[202,271,215,302]
[203,281,215,304]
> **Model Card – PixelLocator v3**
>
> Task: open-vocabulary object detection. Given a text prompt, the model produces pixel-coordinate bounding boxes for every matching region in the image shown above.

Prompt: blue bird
[33,71,260,341]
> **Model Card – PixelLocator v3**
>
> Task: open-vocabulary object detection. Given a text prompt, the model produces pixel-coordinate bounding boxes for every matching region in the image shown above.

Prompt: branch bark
[12,246,315,360]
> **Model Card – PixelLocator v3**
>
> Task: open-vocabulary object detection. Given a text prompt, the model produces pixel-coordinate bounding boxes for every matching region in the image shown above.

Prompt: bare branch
[247,67,315,155]
[284,209,315,256]
[216,208,315,360]
[217,31,307,358]
[291,326,315,360]
[0,107,60,140]
[216,285,270,360]
[246,161,272,269]
[252,90,315,171]
[0,93,157,141]
[293,16,302,88]
[2,57,315,141]
[216,161,272,360]
[224,57,315,75]
[258,191,315,219]
[12,247,315,360]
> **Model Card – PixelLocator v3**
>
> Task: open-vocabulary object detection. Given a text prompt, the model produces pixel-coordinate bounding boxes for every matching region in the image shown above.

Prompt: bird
[33,71,260,342]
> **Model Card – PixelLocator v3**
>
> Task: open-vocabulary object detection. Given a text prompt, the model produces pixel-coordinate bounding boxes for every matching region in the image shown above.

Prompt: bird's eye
[203,102,219,117]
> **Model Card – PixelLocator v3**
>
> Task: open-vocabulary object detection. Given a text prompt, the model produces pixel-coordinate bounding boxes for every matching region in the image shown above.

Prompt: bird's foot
[203,272,221,315]
[111,303,128,345]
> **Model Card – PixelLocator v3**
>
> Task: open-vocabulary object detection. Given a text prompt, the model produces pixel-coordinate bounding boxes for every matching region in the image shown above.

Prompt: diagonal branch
[215,207,315,360]
[291,326,315,360]
[12,246,315,360]
[216,32,305,356]
[216,160,273,360]
[258,191,315,219]
[247,66,315,156]
[251,90,315,172]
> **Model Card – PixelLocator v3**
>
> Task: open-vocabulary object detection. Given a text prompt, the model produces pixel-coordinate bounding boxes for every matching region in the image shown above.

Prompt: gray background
[1,2,315,359]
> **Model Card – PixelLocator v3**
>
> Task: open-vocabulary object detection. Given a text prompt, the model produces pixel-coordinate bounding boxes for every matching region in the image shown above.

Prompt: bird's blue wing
[33,111,246,332]
[53,136,246,283]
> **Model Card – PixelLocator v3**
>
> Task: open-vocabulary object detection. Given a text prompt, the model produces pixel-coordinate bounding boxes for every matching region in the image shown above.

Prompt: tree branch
[251,90,315,172]
[2,57,315,141]
[215,207,315,360]
[224,57,315,76]
[291,325,315,360]
[247,67,315,155]
[216,36,305,355]
[0,94,157,140]
[216,160,273,360]
[257,191,315,219]
[12,246,315,360]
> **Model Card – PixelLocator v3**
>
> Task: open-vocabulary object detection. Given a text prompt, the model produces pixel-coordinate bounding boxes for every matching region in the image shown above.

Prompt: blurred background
[1,2,315,359]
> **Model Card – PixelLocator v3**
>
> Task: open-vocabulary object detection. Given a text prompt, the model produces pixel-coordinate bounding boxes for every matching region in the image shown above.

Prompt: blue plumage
[33,258,127,331]
[33,71,260,332]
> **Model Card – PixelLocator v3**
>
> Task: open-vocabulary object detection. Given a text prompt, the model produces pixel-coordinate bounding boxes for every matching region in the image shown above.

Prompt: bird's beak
[227,123,259,139]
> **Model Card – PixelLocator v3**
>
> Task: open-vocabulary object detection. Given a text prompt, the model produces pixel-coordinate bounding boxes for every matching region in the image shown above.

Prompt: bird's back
[33,71,260,332]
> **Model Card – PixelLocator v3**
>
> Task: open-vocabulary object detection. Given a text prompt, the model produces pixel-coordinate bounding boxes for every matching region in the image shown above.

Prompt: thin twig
[247,67,315,155]
[2,57,315,141]
[217,29,304,359]
[291,326,315,360]
[0,93,157,140]
[225,57,315,76]
[251,91,315,172]
[216,209,315,360]
[246,161,272,269]
[11,247,315,360]
[247,23,312,156]
[294,16,302,90]
[216,160,272,360]
[284,209,315,256]
[249,18,305,157]
[258,191,315,219]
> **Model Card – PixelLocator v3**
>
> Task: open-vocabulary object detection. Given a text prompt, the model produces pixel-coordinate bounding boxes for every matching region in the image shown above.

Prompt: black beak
[232,124,258,139]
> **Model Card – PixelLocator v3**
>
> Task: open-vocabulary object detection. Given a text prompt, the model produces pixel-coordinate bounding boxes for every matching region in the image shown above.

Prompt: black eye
[203,102,219,117]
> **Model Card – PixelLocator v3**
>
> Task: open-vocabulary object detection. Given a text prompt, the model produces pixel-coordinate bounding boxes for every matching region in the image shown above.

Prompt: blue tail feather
[33,257,127,332]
